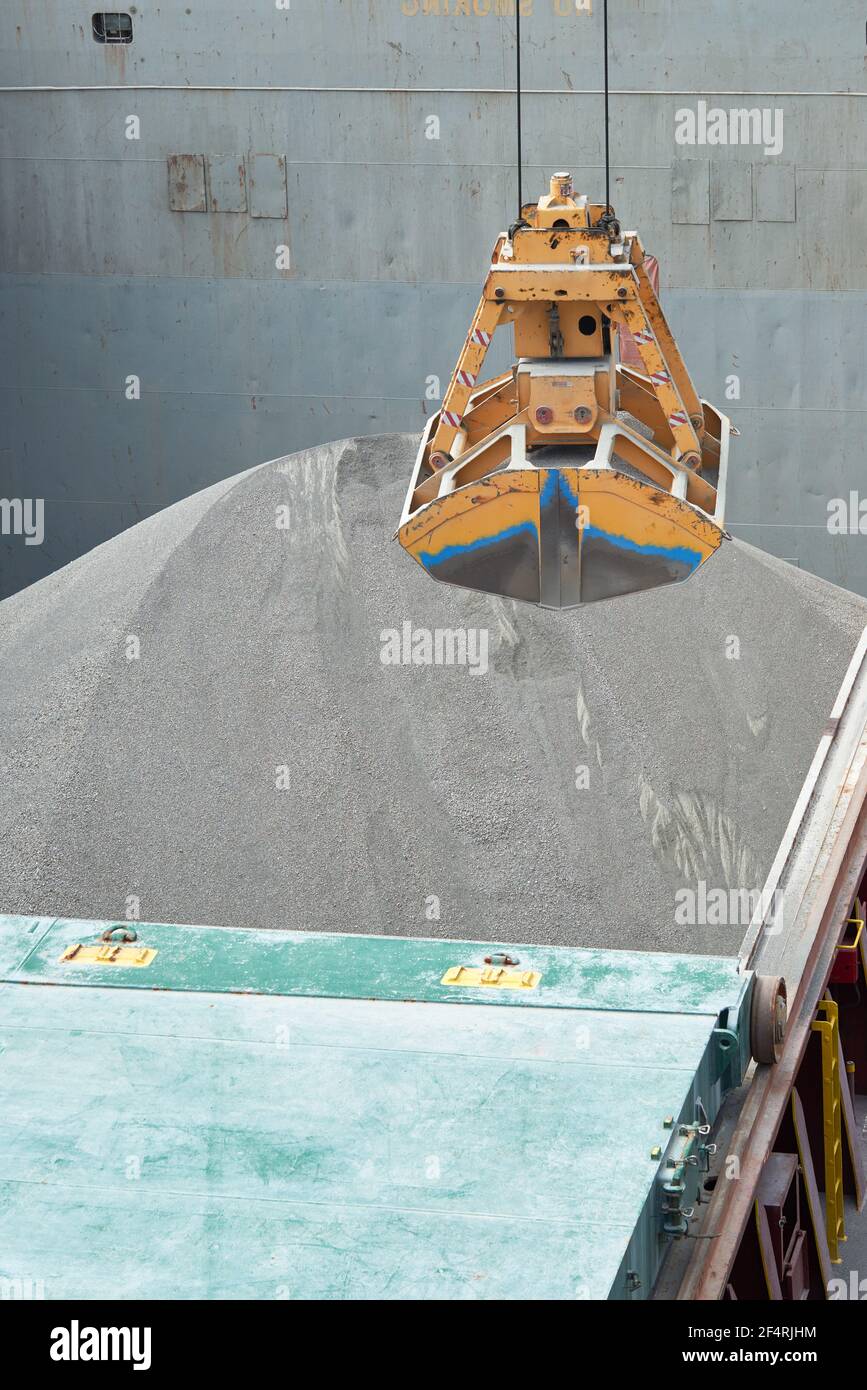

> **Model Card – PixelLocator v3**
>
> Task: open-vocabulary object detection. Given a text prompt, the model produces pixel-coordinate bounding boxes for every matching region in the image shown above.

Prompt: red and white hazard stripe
[441,410,461,429]
[470,329,492,346]
[633,329,654,345]
[668,410,688,428]
[457,370,477,388]
[650,370,671,386]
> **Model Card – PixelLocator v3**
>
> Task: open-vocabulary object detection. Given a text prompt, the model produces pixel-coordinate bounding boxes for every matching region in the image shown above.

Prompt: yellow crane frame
[397,173,733,608]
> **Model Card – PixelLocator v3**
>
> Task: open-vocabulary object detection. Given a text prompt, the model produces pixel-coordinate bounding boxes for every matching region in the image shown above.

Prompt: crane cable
[515,0,612,217]
[603,0,611,213]
[515,2,523,215]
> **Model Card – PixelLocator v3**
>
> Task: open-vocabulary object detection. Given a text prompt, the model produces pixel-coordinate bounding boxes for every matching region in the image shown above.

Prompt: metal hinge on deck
[657,1109,717,1237]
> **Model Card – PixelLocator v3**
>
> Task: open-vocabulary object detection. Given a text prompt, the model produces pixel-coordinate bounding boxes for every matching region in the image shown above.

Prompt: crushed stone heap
[1,433,865,957]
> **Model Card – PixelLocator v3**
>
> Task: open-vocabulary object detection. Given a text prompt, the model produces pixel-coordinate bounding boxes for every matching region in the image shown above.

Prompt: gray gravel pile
[1,433,865,956]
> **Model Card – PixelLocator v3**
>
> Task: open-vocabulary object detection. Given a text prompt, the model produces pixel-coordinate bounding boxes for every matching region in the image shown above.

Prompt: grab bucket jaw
[394,178,736,610]
[397,417,729,609]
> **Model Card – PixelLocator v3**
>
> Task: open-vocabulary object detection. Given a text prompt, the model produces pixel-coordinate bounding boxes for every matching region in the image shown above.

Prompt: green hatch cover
[0,916,745,1300]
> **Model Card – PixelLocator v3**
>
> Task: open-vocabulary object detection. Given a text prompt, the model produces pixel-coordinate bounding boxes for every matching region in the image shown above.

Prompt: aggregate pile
[1,433,865,957]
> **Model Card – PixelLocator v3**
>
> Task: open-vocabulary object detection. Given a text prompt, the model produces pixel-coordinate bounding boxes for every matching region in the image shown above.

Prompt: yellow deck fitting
[441,965,541,990]
[60,942,157,968]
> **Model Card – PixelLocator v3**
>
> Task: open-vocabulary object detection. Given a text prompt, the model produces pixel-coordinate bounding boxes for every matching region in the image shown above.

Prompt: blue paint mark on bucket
[554,470,580,510]
[416,468,704,579]
[548,469,703,570]
[583,523,702,571]
[540,469,560,507]
[419,519,539,570]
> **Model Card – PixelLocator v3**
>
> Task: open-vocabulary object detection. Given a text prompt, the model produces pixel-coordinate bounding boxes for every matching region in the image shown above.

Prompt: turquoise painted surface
[0,981,717,1300]
[0,915,743,1017]
[0,915,56,974]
